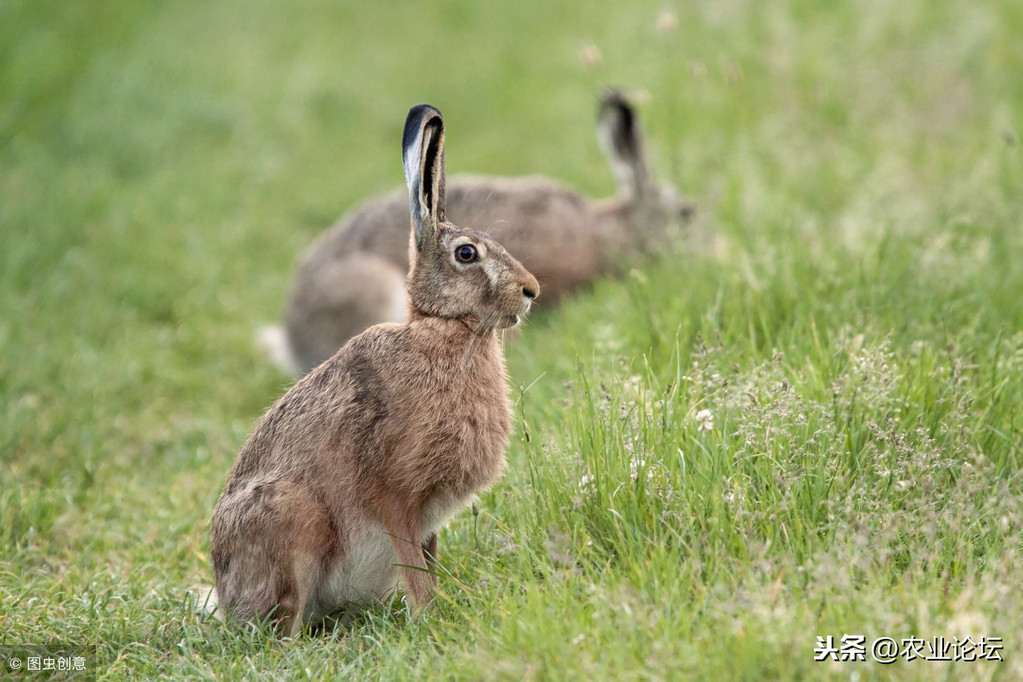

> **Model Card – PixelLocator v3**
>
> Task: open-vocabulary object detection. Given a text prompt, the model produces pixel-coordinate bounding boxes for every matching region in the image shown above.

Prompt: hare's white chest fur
[312,488,472,619]
[312,520,400,618]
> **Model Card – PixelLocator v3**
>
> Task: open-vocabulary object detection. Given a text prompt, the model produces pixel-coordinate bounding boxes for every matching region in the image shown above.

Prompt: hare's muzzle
[505,275,539,327]
[521,272,539,306]
[522,282,538,303]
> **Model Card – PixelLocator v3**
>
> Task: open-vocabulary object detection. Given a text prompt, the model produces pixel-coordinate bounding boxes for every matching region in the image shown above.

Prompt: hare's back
[236,323,411,472]
[445,176,605,302]
[301,174,605,303]
[305,187,412,271]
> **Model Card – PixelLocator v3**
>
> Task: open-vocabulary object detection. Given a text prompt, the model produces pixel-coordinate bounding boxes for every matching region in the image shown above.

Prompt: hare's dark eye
[455,244,479,263]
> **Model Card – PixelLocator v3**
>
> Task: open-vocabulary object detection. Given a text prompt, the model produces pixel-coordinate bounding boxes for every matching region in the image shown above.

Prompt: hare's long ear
[597,89,649,200]
[402,104,447,252]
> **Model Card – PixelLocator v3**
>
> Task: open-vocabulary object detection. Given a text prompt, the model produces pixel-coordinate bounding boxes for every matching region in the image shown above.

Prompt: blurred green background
[2,0,1022,678]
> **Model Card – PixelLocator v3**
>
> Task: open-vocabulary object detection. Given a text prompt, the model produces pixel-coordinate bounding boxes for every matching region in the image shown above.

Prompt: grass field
[2,0,1022,679]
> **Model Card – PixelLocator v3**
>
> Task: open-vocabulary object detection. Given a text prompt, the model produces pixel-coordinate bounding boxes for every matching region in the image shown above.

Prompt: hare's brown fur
[210,104,538,635]
[275,91,692,375]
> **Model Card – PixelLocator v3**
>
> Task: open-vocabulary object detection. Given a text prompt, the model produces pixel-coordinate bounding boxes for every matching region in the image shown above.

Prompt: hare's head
[402,105,539,331]
[597,90,694,248]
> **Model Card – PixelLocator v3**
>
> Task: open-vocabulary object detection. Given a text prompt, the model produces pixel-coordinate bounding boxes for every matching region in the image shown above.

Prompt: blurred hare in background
[269,90,693,375]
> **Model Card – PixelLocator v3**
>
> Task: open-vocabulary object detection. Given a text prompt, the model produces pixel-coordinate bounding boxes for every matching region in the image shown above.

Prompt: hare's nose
[522,284,538,300]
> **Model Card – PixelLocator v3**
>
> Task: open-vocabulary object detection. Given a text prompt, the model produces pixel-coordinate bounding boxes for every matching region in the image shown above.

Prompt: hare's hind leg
[211,481,335,635]
[284,253,407,372]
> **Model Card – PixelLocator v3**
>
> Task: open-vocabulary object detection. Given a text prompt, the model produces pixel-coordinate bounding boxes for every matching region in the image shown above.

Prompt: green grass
[2,0,1022,679]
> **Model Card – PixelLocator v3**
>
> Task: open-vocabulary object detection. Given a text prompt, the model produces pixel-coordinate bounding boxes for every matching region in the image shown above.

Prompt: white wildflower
[696,408,714,432]
[579,41,602,69]
[657,6,678,33]
[629,458,647,481]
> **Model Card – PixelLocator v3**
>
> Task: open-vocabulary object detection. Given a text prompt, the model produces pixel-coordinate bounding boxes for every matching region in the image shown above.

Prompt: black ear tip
[599,88,632,115]
[407,103,442,121]
[598,89,636,144]
[403,104,444,154]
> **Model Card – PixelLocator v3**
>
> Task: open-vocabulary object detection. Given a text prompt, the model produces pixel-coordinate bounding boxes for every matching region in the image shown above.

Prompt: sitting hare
[269,90,691,375]
[210,104,539,636]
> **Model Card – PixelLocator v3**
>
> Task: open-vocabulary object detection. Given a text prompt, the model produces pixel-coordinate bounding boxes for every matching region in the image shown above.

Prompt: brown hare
[209,103,539,636]
[267,90,691,375]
